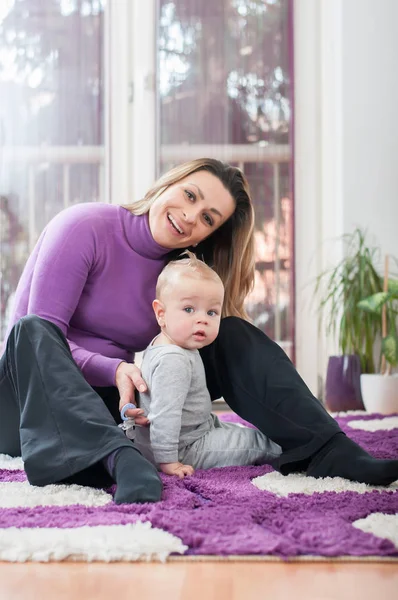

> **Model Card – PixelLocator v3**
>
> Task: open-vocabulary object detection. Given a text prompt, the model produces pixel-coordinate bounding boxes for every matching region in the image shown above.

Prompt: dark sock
[307,432,398,486]
[103,447,162,504]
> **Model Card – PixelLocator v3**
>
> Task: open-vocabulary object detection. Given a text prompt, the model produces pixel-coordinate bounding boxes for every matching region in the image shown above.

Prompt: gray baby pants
[178,414,281,470]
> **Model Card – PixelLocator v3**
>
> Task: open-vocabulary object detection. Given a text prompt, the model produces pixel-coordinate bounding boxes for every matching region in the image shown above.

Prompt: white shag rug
[0,412,397,562]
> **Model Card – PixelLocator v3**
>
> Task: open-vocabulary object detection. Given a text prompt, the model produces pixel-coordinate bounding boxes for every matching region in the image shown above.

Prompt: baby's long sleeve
[146,352,192,464]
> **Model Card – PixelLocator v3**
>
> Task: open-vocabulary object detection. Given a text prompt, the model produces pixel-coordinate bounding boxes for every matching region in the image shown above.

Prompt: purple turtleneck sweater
[4,203,170,387]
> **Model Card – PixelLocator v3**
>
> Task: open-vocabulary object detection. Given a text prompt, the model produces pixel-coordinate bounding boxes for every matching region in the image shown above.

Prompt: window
[157,0,294,356]
[0,0,106,337]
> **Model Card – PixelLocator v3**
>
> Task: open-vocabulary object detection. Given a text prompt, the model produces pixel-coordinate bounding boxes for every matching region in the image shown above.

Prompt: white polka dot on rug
[0,521,188,562]
[0,454,24,470]
[353,513,398,548]
[331,410,368,417]
[347,417,398,431]
[252,471,398,496]
[0,481,112,508]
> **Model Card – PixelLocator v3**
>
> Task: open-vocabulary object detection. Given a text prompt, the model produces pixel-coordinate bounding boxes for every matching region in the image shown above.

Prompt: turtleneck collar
[118,207,171,259]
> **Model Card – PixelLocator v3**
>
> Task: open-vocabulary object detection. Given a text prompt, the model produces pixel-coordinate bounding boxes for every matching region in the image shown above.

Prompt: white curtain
[0,0,105,338]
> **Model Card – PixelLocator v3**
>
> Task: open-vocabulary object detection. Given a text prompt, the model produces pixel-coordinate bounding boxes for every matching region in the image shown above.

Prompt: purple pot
[325,354,364,411]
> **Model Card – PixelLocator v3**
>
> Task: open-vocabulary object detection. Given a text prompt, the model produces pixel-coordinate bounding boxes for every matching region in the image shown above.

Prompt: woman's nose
[183,209,198,224]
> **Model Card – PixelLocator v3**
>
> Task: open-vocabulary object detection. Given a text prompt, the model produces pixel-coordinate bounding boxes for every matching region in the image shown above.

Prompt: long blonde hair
[123,158,255,319]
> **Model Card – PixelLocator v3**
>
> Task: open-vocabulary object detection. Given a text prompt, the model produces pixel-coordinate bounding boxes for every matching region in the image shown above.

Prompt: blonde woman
[1,159,397,505]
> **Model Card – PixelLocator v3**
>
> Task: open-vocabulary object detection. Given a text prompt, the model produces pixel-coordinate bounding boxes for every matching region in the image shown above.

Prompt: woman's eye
[203,213,213,226]
[183,307,194,313]
[185,190,195,201]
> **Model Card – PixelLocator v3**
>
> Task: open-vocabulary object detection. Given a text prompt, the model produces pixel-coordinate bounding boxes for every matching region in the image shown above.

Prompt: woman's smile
[167,213,185,235]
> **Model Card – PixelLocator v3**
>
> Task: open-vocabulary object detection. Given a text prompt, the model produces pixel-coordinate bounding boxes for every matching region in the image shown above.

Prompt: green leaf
[312,228,396,370]
[387,278,398,297]
[357,292,389,314]
[382,334,398,367]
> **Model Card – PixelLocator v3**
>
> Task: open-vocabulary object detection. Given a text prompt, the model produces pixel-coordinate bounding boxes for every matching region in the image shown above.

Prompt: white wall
[294,0,398,396]
[342,0,398,260]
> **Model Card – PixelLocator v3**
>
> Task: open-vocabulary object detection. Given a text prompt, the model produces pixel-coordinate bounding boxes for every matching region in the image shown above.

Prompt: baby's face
[160,275,224,350]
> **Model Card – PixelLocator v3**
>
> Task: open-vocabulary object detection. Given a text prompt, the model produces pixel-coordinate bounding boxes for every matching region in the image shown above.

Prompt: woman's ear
[152,299,165,326]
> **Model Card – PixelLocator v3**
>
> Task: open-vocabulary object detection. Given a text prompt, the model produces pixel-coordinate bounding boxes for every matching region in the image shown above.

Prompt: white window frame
[105,0,157,205]
[294,0,345,395]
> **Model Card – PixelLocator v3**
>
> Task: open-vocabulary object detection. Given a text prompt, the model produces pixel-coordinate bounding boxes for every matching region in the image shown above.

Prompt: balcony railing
[1,143,292,354]
[1,141,290,243]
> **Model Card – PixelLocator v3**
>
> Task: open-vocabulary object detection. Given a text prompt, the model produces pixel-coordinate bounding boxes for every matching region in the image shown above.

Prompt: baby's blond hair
[156,251,224,300]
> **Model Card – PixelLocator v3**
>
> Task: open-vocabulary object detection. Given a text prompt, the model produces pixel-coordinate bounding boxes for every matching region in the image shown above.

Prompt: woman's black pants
[0,315,342,486]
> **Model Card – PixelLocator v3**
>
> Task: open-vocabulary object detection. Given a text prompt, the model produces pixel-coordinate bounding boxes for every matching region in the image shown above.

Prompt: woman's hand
[115,362,149,426]
[159,462,194,478]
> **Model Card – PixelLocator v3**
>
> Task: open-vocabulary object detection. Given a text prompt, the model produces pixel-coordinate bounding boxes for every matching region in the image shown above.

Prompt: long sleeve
[147,352,192,464]
[25,208,122,386]
[5,203,168,387]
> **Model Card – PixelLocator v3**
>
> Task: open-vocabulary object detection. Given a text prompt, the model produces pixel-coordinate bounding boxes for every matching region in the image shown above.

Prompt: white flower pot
[360,373,398,414]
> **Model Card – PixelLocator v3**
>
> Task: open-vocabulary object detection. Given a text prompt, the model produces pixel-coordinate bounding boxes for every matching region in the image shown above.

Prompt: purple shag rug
[0,412,397,562]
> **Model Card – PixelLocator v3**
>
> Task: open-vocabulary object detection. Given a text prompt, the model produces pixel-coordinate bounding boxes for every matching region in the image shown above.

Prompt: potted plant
[357,256,398,414]
[315,229,383,411]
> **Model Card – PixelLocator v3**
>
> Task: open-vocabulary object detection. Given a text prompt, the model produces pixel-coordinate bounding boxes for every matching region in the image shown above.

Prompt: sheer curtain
[157,0,294,357]
[0,0,105,338]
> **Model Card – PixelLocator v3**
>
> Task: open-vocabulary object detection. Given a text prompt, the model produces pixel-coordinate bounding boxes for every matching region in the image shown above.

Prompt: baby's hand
[159,462,194,478]
[116,362,149,426]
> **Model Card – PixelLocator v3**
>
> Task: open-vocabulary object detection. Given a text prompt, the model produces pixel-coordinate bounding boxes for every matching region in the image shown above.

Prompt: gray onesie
[135,343,282,470]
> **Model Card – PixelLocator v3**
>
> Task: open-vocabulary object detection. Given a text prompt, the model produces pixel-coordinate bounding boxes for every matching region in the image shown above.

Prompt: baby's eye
[183,307,194,313]
[185,190,195,201]
[203,213,214,226]
[207,310,218,317]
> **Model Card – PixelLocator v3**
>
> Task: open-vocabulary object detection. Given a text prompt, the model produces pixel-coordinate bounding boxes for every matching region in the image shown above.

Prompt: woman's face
[148,171,236,249]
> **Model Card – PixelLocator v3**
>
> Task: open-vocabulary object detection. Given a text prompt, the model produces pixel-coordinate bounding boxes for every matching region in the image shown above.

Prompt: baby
[134,252,282,478]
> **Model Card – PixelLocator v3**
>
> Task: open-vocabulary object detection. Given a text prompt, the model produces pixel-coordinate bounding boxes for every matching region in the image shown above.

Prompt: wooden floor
[0,561,397,600]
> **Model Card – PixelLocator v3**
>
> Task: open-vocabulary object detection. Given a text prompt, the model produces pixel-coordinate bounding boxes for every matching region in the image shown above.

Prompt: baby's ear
[152,299,165,326]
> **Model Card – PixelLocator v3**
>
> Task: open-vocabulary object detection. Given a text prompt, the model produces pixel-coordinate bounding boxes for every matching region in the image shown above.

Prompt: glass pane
[157,0,294,357]
[0,0,105,338]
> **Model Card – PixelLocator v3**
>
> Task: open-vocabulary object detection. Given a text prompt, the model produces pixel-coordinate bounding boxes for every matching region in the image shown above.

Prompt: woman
[1,159,397,505]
